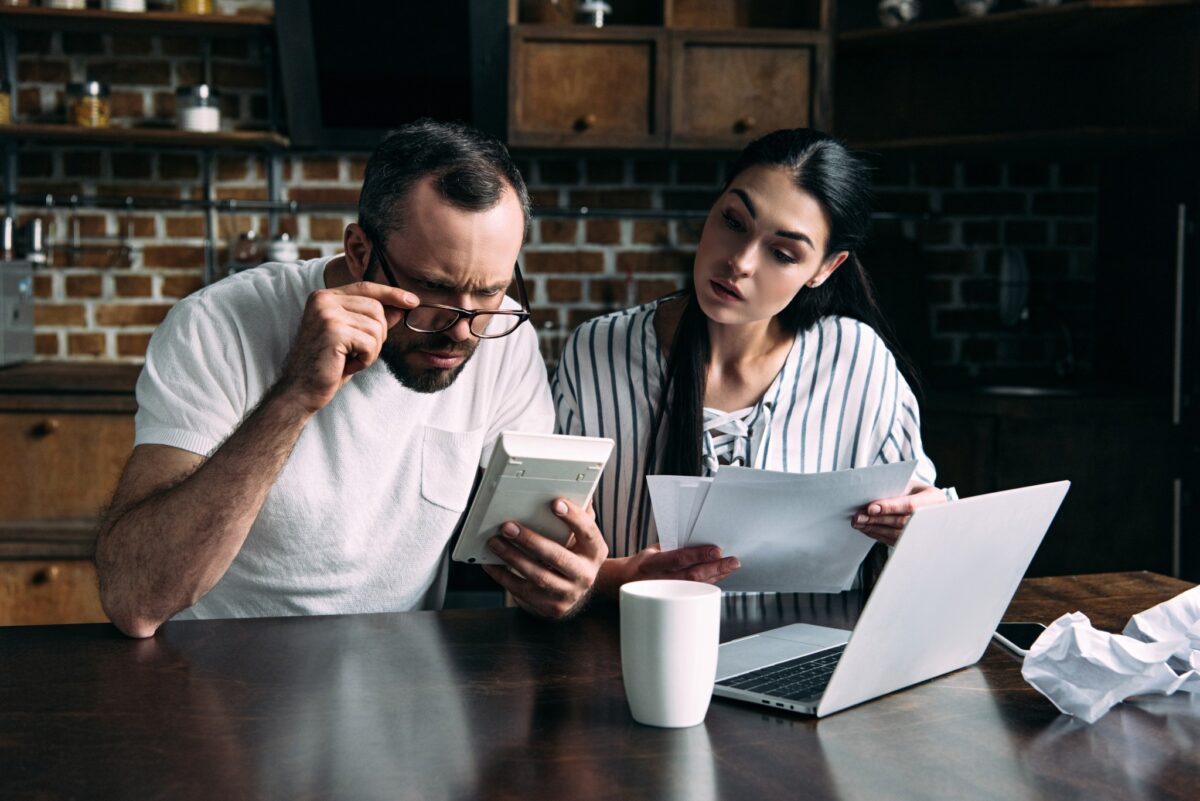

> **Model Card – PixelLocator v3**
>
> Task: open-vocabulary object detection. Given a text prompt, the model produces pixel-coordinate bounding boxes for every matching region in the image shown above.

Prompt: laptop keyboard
[716,645,846,701]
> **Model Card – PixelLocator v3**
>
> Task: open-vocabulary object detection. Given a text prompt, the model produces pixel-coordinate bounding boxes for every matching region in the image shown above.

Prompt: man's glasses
[369,236,531,340]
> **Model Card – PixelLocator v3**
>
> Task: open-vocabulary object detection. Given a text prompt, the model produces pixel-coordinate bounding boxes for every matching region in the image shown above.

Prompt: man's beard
[378,332,479,393]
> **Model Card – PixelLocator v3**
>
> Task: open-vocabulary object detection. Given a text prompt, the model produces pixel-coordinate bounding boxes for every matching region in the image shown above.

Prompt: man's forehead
[395,255,514,292]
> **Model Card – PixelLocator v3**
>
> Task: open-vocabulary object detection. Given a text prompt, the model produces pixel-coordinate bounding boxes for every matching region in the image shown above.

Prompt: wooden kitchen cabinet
[669,29,825,149]
[0,364,138,626]
[0,559,105,627]
[835,0,1199,154]
[922,391,1174,579]
[0,411,133,521]
[507,0,833,150]
[508,27,669,149]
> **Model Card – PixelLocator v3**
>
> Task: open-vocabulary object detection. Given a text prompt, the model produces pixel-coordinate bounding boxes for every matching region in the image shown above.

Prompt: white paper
[1021,588,1200,724]
[647,461,916,593]
[678,479,713,546]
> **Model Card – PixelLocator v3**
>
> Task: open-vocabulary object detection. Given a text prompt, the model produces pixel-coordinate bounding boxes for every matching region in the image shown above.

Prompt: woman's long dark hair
[654,129,912,478]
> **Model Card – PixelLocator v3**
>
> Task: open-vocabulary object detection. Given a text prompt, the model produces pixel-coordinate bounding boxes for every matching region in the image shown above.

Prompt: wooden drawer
[0,559,107,626]
[509,26,668,148]
[670,32,816,149]
[0,411,134,520]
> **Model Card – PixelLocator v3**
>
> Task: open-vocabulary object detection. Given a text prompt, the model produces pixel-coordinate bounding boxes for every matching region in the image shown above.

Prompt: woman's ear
[343,223,372,280]
[807,250,850,288]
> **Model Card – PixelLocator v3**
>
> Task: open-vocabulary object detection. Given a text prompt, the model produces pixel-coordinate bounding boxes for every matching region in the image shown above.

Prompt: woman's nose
[727,243,756,277]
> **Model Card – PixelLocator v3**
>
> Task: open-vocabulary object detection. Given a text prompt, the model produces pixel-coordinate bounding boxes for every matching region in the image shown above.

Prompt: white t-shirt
[135,256,554,620]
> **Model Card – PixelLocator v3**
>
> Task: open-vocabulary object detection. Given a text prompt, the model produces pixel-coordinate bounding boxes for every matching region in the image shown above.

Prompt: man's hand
[481,498,608,619]
[595,544,740,599]
[850,483,948,546]
[277,282,419,414]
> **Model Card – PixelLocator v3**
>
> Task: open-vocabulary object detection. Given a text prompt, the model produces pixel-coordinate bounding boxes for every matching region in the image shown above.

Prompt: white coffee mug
[620,580,722,727]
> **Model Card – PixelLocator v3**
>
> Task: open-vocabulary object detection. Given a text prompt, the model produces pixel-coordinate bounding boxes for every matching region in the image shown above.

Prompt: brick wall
[14,1,1098,386]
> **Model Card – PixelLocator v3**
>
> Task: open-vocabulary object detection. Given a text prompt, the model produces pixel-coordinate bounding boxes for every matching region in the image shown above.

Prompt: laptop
[713,480,1070,718]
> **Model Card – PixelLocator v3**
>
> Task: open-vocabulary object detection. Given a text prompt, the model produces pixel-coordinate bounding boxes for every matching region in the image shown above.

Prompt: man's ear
[343,223,372,280]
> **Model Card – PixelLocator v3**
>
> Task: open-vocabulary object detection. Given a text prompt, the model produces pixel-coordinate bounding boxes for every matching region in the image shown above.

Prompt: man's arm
[95,282,418,638]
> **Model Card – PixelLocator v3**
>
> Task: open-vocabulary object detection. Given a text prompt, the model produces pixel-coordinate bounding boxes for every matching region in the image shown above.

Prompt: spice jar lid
[67,81,110,98]
[176,84,220,103]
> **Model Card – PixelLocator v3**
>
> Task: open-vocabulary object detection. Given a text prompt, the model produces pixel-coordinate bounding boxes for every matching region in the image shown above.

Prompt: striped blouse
[551,298,939,559]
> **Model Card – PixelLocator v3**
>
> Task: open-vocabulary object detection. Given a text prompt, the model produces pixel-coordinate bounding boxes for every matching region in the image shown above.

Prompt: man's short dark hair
[357,119,531,242]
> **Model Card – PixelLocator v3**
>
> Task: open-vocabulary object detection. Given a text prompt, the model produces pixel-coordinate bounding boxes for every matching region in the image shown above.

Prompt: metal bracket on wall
[201,151,217,286]
[267,152,283,237]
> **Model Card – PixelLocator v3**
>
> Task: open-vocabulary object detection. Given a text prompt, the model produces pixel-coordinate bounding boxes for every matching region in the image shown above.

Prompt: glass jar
[66,82,111,128]
[178,0,214,14]
[176,84,220,132]
[45,0,87,8]
[103,0,148,11]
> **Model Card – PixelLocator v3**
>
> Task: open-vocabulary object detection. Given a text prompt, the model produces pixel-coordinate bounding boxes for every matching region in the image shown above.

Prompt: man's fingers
[551,498,608,561]
[487,533,576,596]
[481,563,529,597]
[336,280,421,310]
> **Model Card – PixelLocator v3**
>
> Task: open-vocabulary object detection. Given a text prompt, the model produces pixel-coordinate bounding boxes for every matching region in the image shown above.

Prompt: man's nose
[444,315,476,343]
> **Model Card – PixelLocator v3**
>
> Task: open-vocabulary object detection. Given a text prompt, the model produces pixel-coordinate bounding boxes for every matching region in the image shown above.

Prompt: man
[95,120,606,638]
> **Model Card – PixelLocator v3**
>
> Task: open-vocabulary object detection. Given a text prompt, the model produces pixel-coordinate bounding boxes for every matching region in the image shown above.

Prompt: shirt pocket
[420,424,486,512]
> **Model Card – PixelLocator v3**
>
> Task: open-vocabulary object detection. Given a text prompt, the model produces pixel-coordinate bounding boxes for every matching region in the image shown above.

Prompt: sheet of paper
[685,461,917,593]
[645,476,713,551]
[678,479,713,546]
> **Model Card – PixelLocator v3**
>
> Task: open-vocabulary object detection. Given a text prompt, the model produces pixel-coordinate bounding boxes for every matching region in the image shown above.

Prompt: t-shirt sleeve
[481,321,555,463]
[134,296,250,457]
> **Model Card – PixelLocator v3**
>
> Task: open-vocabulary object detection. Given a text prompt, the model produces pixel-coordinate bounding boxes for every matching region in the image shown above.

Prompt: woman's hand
[595,544,740,599]
[850,484,948,546]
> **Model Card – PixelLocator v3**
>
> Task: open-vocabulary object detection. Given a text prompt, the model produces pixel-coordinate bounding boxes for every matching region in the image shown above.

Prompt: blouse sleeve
[871,357,942,491]
[551,328,586,437]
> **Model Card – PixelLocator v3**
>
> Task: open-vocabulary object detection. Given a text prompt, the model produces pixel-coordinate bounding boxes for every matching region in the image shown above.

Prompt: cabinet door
[669,32,822,149]
[509,27,668,148]
[994,415,1173,578]
[0,559,107,626]
[0,411,134,520]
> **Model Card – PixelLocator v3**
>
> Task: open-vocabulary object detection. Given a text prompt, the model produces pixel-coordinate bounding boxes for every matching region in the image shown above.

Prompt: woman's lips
[710,280,744,302]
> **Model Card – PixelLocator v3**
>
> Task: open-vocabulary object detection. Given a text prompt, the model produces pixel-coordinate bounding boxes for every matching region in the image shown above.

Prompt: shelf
[0,6,273,37]
[0,519,98,560]
[846,127,1195,157]
[0,123,288,150]
[838,0,1197,53]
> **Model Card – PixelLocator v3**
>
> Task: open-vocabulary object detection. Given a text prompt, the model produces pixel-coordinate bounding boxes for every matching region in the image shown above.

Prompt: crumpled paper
[1020,586,1200,723]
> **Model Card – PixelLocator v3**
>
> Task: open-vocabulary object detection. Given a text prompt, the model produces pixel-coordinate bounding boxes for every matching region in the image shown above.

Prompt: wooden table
[2,572,1196,801]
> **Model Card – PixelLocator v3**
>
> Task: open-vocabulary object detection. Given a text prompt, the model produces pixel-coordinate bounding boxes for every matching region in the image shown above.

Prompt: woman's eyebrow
[731,187,814,249]
[776,230,815,249]
[731,188,757,218]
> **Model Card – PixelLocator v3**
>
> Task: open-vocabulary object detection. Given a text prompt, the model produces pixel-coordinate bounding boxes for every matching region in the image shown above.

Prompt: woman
[552,129,953,597]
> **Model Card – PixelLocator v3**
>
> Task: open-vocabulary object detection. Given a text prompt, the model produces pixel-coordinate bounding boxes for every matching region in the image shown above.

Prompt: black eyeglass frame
[367,234,532,339]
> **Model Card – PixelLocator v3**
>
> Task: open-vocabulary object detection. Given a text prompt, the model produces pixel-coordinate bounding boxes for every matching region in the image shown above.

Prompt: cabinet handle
[573,113,598,132]
[31,565,60,585]
[32,418,60,437]
[734,116,757,134]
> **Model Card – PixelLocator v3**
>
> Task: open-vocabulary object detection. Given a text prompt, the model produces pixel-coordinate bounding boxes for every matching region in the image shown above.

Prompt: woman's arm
[594,544,741,600]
